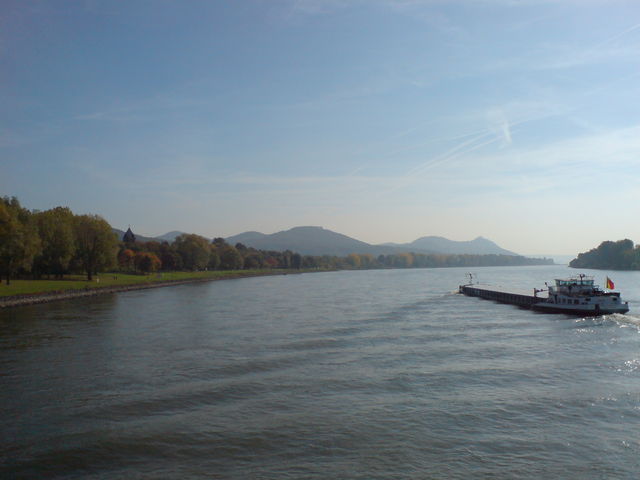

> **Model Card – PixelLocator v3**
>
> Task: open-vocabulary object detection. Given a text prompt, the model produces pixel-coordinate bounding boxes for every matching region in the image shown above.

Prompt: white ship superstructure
[532,274,628,315]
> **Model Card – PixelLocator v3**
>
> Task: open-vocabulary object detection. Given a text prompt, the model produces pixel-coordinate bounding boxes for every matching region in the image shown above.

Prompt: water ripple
[2,266,640,479]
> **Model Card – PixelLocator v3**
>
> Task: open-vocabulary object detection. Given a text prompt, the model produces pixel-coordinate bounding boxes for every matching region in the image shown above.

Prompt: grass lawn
[0,270,283,297]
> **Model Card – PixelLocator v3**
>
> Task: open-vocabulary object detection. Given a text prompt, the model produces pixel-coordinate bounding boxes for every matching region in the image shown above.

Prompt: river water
[2,265,640,479]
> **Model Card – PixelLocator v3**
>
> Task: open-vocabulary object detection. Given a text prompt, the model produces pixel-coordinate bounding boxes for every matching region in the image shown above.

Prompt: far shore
[0,270,310,309]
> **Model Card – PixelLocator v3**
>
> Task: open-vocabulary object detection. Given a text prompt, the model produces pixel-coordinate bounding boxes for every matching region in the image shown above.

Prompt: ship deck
[459,283,548,308]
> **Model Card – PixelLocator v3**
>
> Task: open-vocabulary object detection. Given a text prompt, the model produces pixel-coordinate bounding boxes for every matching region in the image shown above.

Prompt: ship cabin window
[574,299,579,305]
[557,279,594,287]
[613,297,617,302]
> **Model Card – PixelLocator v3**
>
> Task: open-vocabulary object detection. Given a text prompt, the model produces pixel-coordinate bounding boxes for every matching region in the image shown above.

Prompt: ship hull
[531,303,629,315]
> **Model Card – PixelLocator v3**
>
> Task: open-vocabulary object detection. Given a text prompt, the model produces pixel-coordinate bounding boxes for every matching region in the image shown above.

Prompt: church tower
[123,226,136,244]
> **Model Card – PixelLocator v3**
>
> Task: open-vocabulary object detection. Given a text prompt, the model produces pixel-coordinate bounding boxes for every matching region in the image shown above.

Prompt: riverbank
[0,270,308,309]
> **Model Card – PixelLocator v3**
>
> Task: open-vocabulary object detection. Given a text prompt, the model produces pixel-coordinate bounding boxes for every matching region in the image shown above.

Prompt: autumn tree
[263,256,279,268]
[346,253,361,268]
[73,214,118,281]
[134,251,161,274]
[118,248,136,271]
[359,254,375,268]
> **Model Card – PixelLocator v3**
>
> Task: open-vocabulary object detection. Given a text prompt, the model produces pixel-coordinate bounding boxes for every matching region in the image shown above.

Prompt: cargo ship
[459,273,629,315]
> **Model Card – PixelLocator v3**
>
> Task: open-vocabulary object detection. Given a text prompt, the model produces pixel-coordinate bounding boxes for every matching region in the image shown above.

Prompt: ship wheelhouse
[548,274,596,297]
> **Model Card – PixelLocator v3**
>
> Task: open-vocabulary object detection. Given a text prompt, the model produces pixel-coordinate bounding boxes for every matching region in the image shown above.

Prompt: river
[2,265,640,479]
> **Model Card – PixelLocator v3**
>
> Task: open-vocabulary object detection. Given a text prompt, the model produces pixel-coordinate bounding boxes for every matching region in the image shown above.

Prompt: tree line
[569,239,640,270]
[1,197,119,284]
[1,196,553,284]
[344,252,551,269]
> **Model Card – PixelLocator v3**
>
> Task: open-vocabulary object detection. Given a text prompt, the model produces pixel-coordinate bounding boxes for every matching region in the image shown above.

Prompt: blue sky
[2,0,640,255]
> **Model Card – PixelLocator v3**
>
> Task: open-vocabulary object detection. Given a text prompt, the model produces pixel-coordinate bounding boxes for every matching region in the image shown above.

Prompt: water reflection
[0,294,119,351]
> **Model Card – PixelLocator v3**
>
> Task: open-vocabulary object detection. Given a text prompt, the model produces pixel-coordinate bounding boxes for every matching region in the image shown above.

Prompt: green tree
[219,245,244,270]
[73,214,118,281]
[570,239,636,270]
[173,234,211,270]
[0,197,41,284]
[302,255,318,269]
[291,252,302,270]
[158,242,182,271]
[208,247,221,270]
[243,252,263,269]
[139,240,162,256]
[212,237,228,248]
[34,207,75,278]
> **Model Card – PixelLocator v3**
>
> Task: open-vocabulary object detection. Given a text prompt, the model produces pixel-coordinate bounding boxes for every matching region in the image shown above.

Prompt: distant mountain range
[114,225,521,257]
[155,231,185,242]
[383,235,517,256]
[226,226,391,256]
[226,227,518,256]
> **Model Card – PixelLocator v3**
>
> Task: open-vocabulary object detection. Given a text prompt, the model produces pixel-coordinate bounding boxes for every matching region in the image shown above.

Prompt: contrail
[376,22,640,198]
[384,107,563,195]
[385,130,498,194]
[591,22,640,51]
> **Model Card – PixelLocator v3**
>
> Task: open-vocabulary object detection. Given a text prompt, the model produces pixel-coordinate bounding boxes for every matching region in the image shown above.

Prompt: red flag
[605,277,614,289]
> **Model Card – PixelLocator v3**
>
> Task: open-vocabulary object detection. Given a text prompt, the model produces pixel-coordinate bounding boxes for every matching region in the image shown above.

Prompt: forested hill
[570,239,640,270]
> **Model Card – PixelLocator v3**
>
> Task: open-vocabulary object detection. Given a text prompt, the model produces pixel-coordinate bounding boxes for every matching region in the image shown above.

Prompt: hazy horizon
[117,224,574,260]
[3,1,639,256]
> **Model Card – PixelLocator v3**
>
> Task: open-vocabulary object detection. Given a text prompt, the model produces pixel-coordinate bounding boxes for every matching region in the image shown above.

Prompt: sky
[2,0,640,256]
